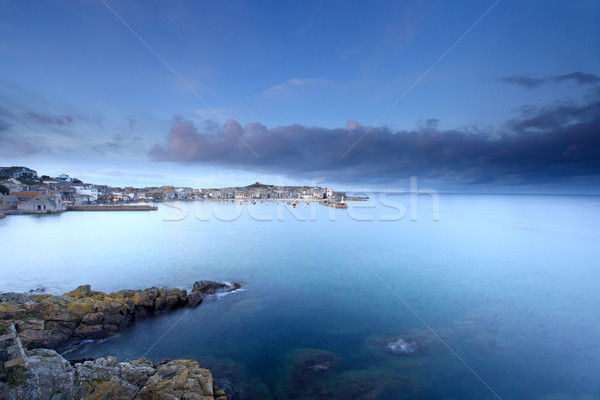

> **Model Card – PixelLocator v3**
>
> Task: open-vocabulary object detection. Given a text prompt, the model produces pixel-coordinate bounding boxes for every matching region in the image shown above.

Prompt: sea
[1,194,599,400]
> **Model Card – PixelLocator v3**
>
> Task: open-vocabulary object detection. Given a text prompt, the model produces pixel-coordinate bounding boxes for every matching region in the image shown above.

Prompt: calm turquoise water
[1,194,599,399]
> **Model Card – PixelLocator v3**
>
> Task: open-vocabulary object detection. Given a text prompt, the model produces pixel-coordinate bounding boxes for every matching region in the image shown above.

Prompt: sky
[1,0,599,192]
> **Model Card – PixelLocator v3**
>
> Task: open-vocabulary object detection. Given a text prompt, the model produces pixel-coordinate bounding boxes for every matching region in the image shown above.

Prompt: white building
[74,185,98,201]
[57,174,72,182]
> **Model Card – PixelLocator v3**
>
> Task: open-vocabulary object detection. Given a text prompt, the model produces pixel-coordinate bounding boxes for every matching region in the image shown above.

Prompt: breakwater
[67,205,158,211]
[344,196,368,201]
[319,200,348,209]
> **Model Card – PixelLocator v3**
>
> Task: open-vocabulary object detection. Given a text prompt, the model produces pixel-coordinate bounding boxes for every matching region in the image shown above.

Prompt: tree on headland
[0,184,8,195]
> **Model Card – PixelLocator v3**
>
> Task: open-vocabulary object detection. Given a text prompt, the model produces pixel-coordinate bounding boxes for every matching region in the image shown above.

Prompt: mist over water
[1,194,599,399]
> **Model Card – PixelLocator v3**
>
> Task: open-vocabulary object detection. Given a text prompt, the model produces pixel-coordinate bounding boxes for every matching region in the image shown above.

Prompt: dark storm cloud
[151,96,600,185]
[23,111,74,126]
[499,72,600,89]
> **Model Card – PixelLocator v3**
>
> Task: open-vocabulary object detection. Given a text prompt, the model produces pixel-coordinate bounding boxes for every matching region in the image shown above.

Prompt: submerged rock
[280,348,339,398]
[386,338,419,354]
[324,366,407,400]
[454,313,507,354]
[279,348,408,400]
[198,356,271,400]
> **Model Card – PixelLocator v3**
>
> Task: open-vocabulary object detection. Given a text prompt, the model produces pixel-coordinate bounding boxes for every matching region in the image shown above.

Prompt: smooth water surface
[1,194,599,399]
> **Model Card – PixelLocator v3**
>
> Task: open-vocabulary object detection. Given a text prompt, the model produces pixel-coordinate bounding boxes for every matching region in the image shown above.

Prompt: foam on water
[386,338,418,354]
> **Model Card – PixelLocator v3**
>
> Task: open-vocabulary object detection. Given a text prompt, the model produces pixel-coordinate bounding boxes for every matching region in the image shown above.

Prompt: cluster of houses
[0,167,340,216]
[91,183,335,202]
[0,167,100,215]
[1,184,67,216]
[0,166,38,180]
[197,183,334,201]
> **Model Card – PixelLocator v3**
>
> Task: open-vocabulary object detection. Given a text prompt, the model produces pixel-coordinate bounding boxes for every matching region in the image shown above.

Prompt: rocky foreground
[0,281,241,400]
[0,281,240,350]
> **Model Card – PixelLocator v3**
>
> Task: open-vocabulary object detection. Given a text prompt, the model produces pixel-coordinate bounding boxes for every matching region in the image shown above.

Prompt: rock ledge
[1,334,227,400]
[0,281,241,350]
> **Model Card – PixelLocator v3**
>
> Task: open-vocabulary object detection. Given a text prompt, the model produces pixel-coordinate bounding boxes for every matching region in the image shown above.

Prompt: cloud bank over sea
[151,86,600,187]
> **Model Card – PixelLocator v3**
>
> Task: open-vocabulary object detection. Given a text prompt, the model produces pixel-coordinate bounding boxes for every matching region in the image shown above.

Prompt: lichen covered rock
[0,281,241,350]
[0,281,240,399]
[1,348,229,400]
[27,348,75,399]
[136,360,222,400]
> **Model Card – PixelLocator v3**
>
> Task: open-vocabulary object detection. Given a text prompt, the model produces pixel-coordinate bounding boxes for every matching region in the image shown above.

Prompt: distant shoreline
[0,198,371,217]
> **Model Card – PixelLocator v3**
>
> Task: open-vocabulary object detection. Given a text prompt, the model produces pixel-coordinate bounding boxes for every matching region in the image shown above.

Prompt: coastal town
[0,166,358,217]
